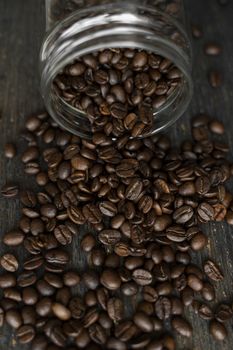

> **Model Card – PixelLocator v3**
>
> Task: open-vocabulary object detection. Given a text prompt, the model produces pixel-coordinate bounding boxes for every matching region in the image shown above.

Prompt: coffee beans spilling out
[1,110,233,349]
[53,48,183,137]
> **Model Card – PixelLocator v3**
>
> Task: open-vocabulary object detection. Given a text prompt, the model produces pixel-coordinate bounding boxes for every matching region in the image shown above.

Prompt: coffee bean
[155,297,172,320]
[133,312,153,333]
[17,271,37,287]
[0,273,16,288]
[209,70,223,88]
[0,254,18,272]
[1,183,19,198]
[98,229,121,246]
[198,303,214,320]
[192,24,203,39]
[83,270,100,290]
[4,143,16,158]
[209,119,225,135]
[100,269,121,290]
[63,271,80,287]
[69,296,86,319]
[22,287,38,305]
[187,274,203,292]
[173,205,194,224]
[81,234,96,252]
[171,316,192,338]
[210,320,227,341]
[204,43,222,56]
[16,325,36,344]
[215,304,232,322]
[204,260,224,281]
[197,202,214,222]
[107,297,124,322]
[54,225,72,245]
[52,302,71,320]
[5,309,22,329]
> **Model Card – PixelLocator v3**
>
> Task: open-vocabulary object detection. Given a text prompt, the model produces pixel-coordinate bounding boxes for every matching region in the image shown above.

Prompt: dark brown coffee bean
[204,43,222,56]
[115,320,138,342]
[100,269,121,290]
[198,303,214,320]
[215,304,232,322]
[155,297,171,320]
[98,229,121,245]
[173,205,194,224]
[22,287,38,305]
[210,320,227,341]
[132,269,152,286]
[83,204,102,224]
[54,225,72,245]
[69,296,86,319]
[83,270,100,290]
[5,309,22,329]
[204,260,224,281]
[52,302,71,320]
[187,274,203,292]
[63,271,80,287]
[166,225,187,243]
[81,234,96,252]
[111,103,127,119]
[209,120,225,135]
[1,183,19,198]
[0,273,16,288]
[125,179,143,201]
[107,297,124,322]
[0,254,18,272]
[201,282,216,301]
[17,271,37,287]
[197,202,214,222]
[133,312,153,333]
[191,24,203,38]
[209,70,223,88]
[16,325,36,344]
[4,143,16,158]
[171,316,192,337]
[3,288,21,302]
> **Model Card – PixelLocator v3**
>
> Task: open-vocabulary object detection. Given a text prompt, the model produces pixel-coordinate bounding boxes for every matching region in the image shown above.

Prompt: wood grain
[0,0,233,349]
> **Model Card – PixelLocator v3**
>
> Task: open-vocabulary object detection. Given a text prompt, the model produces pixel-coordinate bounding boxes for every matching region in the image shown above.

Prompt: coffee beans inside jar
[53,48,183,138]
[1,108,233,349]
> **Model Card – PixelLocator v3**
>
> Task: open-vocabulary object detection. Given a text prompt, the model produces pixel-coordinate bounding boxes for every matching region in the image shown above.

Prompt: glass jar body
[41,0,193,138]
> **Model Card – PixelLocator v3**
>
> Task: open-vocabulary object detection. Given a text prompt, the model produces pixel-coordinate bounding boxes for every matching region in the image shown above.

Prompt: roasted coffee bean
[198,303,214,320]
[155,297,172,320]
[173,205,194,224]
[83,270,100,290]
[125,179,143,201]
[36,297,52,317]
[107,297,124,322]
[98,229,121,245]
[0,273,16,288]
[52,302,71,320]
[69,297,86,319]
[204,260,224,281]
[197,202,214,222]
[1,184,19,198]
[100,269,121,290]
[204,43,222,56]
[5,309,22,329]
[63,271,80,287]
[22,287,39,305]
[16,325,36,344]
[133,312,153,333]
[209,70,223,88]
[171,316,192,337]
[0,253,18,272]
[215,304,232,322]
[210,320,227,341]
[54,225,72,245]
[132,269,152,286]
[4,143,16,158]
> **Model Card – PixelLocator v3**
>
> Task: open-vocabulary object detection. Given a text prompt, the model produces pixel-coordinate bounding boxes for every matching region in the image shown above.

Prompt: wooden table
[0,0,233,349]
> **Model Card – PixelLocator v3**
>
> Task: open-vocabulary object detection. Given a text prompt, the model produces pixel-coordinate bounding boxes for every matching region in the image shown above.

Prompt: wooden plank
[0,0,233,349]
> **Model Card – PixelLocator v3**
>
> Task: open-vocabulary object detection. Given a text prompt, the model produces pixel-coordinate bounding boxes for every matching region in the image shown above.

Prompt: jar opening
[40,3,193,138]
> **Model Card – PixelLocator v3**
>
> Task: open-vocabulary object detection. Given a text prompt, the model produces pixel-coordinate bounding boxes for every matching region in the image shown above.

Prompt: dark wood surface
[1,0,233,349]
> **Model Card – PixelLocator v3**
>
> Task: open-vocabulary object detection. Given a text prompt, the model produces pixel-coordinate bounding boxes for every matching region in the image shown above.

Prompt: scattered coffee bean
[208,70,223,88]
[210,320,227,341]
[204,260,224,281]
[4,143,16,158]
[0,254,19,272]
[204,43,222,56]
[1,183,19,198]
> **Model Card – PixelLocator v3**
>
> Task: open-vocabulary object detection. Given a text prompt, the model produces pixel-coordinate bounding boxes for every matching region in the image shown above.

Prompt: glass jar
[40,0,193,138]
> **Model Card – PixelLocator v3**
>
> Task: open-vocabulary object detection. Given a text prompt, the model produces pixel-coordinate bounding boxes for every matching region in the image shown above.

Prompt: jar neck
[40,3,192,137]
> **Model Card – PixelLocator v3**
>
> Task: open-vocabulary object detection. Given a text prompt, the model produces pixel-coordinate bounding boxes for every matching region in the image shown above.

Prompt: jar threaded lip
[40,3,193,138]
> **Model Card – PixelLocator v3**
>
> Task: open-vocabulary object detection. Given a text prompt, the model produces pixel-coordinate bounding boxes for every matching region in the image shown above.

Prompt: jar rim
[40,2,193,137]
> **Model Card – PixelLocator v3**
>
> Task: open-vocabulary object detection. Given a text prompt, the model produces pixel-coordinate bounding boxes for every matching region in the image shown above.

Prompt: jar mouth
[40,3,193,138]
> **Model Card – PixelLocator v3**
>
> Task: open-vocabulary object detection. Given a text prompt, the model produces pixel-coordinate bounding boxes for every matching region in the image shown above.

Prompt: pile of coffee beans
[53,48,183,137]
[1,110,233,349]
